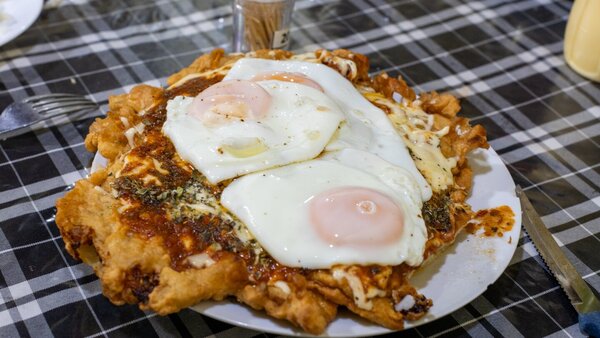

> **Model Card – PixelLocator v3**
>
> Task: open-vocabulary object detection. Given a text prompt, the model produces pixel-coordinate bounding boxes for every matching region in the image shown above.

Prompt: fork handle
[0,126,28,139]
[0,104,36,136]
[0,122,30,139]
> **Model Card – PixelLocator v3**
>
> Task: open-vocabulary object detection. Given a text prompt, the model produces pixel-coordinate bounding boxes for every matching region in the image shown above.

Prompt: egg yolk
[251,71,324,92]
[188,80,272,125]
[309,187,404,246]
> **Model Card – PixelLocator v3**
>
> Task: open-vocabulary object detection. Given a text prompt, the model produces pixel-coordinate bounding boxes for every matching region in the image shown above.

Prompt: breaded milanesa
[56,48,508,334]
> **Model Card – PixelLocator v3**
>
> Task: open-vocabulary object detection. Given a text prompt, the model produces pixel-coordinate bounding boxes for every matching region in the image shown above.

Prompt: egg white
[224,58,432,200]
[163,80,344,184]
[220,149,427,269]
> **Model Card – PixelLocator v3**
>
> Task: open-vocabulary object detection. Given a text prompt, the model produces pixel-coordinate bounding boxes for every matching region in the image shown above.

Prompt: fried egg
[164,57,433,268]
[221,148,427,268]
[163,78,344,184]
[221,58,432,200]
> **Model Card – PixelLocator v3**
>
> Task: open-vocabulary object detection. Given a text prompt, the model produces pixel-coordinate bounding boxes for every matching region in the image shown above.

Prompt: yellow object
[221,137,269,158]
[564,0,600,82]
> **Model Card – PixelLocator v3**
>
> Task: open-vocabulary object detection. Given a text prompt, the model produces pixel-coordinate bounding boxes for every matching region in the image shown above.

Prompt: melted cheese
[184,202,216,214]
[333,268,385,310]
[274,281,291,296]
[119,116,130,128]
[124,128,136,148]
[167,62,237,90]
[152,158,169,175]
[187,253,215,268]
[290,52,319,62]
[117,155,163,186]
[117,199,133,214]
[117,155,143,177]
[315,50,358,80]
[363,92,457,192]
[141,174,161,186]
[394,295,415,312]
[124,122,145,148]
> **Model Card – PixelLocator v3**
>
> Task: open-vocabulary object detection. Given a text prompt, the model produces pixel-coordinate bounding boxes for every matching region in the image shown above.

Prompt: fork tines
[27,94,97,117]
[22,93,85,103]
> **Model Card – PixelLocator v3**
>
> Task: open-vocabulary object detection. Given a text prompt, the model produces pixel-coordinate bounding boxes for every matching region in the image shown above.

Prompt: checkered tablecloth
[0,0,598,337]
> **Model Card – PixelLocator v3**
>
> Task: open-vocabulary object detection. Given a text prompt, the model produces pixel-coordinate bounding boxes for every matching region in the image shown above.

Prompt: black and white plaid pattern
[0,0,597,336]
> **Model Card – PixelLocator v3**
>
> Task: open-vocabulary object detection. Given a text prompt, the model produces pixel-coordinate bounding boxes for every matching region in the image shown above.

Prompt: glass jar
[232,0,295,52]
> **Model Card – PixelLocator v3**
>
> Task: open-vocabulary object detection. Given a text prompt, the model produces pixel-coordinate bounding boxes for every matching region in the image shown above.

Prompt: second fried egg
[221,148,428,269]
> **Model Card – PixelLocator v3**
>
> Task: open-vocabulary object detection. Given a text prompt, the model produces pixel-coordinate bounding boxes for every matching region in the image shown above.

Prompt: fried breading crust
[56,177,116,264]
[148,254,248,314]
[371,72,417,102]
[237,281,338,334]
[85,85,163,160]
[56,48,491,334]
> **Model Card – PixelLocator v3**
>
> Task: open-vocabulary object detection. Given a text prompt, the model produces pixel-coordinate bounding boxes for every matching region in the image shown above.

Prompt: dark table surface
[0,0,598,337]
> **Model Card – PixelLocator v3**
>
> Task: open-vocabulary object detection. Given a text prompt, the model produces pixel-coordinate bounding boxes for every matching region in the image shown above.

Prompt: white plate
[91,147,521,336]
[190,147,522,336]
[0,0,43,47]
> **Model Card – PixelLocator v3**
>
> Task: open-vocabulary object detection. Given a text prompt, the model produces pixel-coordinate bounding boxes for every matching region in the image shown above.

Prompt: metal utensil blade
[516,186,600,314]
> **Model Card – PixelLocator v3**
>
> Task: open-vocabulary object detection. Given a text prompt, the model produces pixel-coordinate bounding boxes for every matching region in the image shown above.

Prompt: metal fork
[0,93,98,139]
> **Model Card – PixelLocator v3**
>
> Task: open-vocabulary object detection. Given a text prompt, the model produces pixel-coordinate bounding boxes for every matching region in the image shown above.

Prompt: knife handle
[580,312,600,337]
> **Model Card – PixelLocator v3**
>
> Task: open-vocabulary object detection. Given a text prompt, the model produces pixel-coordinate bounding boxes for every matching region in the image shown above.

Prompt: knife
[516,186,600,336]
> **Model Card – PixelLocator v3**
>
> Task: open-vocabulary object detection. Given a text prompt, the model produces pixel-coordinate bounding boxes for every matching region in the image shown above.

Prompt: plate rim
[0,0,43,48]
